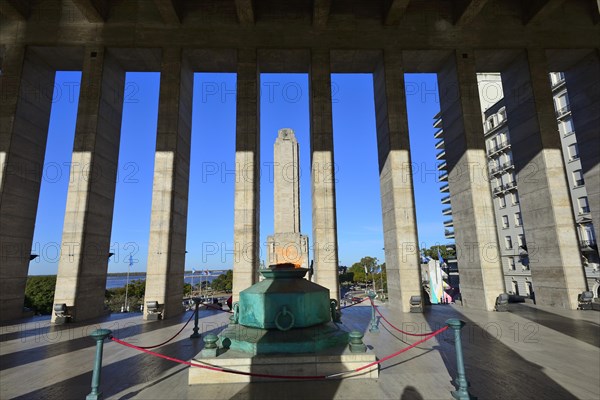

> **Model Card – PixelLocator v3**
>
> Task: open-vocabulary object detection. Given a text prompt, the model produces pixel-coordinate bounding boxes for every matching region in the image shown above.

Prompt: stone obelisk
[267,128,309,269]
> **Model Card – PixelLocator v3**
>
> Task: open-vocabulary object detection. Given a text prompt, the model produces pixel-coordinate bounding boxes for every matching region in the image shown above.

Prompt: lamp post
[123,255,132,312]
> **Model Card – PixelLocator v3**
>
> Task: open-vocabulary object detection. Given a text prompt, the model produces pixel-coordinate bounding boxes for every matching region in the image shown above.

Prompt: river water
[105,275,217,289]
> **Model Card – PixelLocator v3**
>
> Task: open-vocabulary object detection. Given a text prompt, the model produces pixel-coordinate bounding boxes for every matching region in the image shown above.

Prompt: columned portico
[144,48,193,320]
[309,49,340,303]
[501,50,586,309]
[53,47,125,322]
[438,50,504,311]
[0,46,55,321]
[232,48,260,302]
[373,51,422,312]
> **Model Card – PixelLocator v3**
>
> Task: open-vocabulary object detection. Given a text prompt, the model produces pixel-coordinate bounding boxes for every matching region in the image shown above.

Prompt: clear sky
[29,71,446,274]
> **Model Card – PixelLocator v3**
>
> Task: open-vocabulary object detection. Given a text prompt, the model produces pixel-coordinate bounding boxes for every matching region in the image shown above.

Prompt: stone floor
[1,301,598,400]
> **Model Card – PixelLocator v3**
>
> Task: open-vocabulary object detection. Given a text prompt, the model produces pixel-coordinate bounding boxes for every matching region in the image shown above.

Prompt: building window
[578,197,590,214]
[559,117,574,136]
[499,196,506,208]
[505,236,513,249]
[502,215,509,229]
[518,234,526,247]
[512,192,519,204]
[499,108,507,122]
[515,212,522,226]
[555,93,569,114]
[568,143,579,161]
[509,257,516,270]
[573,170,584,187]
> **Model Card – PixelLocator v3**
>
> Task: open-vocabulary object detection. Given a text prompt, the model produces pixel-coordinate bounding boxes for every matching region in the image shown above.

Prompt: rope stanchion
[109,324,449,380]
[370,299,436,337]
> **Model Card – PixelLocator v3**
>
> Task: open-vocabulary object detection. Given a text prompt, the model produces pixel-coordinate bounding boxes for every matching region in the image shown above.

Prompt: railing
[489,161,514,176]
[443,219,454,227]
[437,162,447,171]
[563,130,575,138]
[551,73,565,88]
[441,195,451,204]
[483,118,507,136]
[436,149,446,160]
[435,138,445,149]
[487,140,511,155]
[440,184,450,193]
[434,128,444,139]
[445,229,455,238]
[555,104,571,118]
[439,173,448,182]
[442,207,452,215]
[580,240,597,249]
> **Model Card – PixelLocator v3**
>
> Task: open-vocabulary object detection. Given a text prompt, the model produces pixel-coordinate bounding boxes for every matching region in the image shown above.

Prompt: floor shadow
[508,304,600,348]
[423,306,579,400]
[0,309,224,372]
[400,385,424,400]
[9,322,227,400]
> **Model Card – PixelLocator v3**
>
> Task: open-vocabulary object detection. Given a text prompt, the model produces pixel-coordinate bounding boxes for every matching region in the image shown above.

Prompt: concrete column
[438,50,504,311]
[309,49,340,303]
[502,49,586,309]
[564,51,600,243]
[144,47,193,320]
[53,47,125,322]
[0,46,55,321]
[232,48,260,302]
[372,51,422,313]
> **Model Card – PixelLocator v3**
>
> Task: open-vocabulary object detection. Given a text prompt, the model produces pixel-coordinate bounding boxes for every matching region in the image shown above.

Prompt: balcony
[442,207,452,216]
[437,161,447,171]
[443,219,454,227]
[434,128,444,139]
[555,104,571,118]
[551,74,566,89]
[578,207,591,215]
[441,195,451,204]
[580,240,598,250]
[440,184,450,193]
[487,140,511,156]
[435,138,445,149]
[563,130,575,138]
[444,229,455,239]
[433,118,443,129]
[505,181,518,191]
[492,185,503,195]
[436,150,446,160]
[439,172,448,182]
[574,179,585,187]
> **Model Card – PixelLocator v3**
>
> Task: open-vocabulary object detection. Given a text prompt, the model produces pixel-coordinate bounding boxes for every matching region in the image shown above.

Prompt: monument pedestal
[188,347,378,384]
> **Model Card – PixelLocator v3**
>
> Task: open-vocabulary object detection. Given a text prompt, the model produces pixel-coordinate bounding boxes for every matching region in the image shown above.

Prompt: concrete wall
[53,47,125,322]
[373,51,422,313]
[438,50,505,311]
[0,47,55,321]
[143,47,193,320]
[501,50,586,309]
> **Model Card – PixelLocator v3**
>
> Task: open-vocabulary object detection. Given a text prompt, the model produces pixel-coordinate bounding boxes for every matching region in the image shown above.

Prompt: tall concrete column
[232,48,260,302]
[53,48,125,322]
[564,51,600,243]
[309,49,340,303]
[144,47,193,320]
[502,50,586,309]
[0,47,55,321]
[438,50,504,311]
[373,52,422,312]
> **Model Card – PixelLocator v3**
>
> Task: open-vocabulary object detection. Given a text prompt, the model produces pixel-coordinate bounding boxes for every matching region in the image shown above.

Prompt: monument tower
[267,128,309,270]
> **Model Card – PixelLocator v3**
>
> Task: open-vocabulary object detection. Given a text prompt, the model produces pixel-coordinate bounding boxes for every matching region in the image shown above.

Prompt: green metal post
[446,319,475,400]
[86,329,112,400]
[368,291,379,333]
[190,297,201,339]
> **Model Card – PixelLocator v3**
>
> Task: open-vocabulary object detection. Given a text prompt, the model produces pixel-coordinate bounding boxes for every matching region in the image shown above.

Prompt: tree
[211,270,233,293]
[24,276,57,315]
[348,257,379,284]
[423,245,455,261]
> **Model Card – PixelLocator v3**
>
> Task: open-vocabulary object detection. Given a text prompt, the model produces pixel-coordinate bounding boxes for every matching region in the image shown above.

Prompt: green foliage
[24,276,57,315]
[347,257,387,294]
[105,279,146,312]
[211,270,233,293]
[338,272,354,284]
[422,245,455,261]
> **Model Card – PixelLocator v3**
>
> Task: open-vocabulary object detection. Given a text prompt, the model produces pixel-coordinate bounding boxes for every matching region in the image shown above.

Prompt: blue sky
[30,71,445,274]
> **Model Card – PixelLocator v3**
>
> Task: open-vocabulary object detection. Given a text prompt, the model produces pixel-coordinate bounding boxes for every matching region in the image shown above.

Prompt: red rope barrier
[131,310,196,349]
[110,324,449,380]
[355,325,448,371]
[370,299,436,337]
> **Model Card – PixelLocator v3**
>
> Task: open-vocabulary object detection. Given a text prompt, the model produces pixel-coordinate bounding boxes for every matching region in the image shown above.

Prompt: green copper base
[219,322,349,355]
[238,267,331,330]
